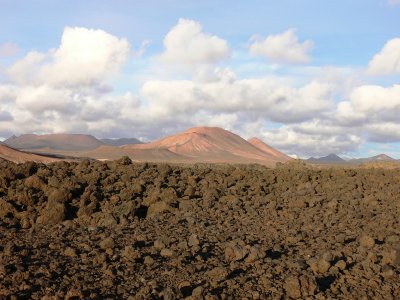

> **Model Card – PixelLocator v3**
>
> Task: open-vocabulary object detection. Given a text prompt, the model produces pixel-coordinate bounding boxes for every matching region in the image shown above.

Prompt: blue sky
[1,0,399,62]
[0,0,399,158]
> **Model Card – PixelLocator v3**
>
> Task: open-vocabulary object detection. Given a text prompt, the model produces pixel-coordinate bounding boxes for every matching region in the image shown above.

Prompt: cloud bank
[0,20,399,157]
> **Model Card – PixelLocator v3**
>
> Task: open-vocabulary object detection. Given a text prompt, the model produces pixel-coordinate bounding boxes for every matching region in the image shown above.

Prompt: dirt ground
[0,158,399,299]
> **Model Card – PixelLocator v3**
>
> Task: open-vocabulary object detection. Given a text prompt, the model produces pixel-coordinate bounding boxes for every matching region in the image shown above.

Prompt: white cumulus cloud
[15,85,78,114]
[0,27,139,138]
[366,122,400,142]
[368,38,400,75]
[159,19,230,68]
[8,27,130,87]
[337,84,400,123]
[249,29,313,64]
[260,124,362,157]
[333,84,400,144]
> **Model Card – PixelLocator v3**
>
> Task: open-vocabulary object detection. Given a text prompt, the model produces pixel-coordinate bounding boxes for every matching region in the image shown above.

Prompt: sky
[0,0,400,158]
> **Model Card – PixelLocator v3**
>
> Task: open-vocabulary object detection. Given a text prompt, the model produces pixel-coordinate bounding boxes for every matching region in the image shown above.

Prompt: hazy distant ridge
[100,138,143,146]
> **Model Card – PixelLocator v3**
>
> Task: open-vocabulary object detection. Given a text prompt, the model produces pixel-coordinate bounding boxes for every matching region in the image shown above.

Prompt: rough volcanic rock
[0,160,399,299]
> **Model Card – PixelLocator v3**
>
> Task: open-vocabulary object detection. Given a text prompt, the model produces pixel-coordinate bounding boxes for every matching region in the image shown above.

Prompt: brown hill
[248,137,291,162]
[349,154,395,164]
[6,127,291,166]
[307,153,347,164]
[100,138,143,146]
[5,134,104,151]
[0,144,58,163]
[123,127,290,165]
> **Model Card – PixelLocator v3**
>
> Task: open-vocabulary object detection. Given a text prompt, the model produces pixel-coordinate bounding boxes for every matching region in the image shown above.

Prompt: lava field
[0,158,399,299]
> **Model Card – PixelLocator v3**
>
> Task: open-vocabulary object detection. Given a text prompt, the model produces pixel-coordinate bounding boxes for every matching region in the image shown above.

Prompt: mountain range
[349,154,395,163]
[307,154,347,164]
[2,127,291,165]
[5,134,143,151]
[2,128,398,166]
[307,153,396,165]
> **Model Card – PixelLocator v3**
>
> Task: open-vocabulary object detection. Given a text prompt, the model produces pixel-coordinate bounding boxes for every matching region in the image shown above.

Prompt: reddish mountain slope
[0,144,58,163]
[248,137,291,162]
[125,127,289,165]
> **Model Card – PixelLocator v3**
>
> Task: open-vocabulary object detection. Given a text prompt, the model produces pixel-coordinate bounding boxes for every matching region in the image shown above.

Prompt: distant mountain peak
[124,126,290,165]
[373,154,394,161]
[101,138,143,146]
[307,153,346,164]
[184,126,224,133]
[326,153,342,159]
[5,134,17,141]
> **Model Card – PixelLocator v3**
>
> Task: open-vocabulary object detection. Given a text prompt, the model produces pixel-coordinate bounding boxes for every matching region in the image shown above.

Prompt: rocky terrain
[0,158,399,299]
